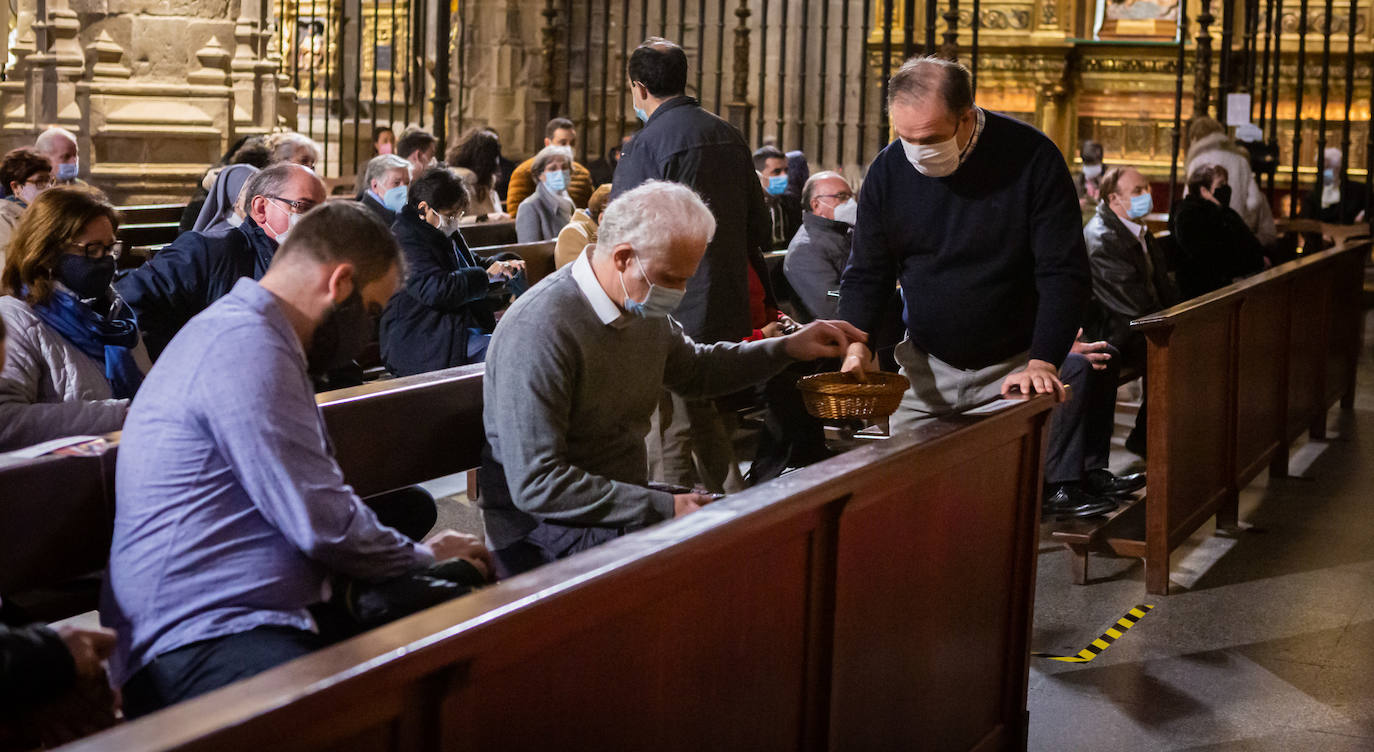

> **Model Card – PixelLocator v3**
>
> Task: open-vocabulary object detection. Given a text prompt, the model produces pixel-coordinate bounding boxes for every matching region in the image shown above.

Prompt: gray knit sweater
[482,261,794,548]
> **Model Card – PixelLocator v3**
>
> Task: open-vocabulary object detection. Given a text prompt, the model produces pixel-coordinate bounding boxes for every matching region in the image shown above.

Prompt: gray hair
[363,154,411,189]
[265,132,321,165]
[801,170,851,208]
[243,163,303,206]
[531,144,574,176]
[35,127,77,155]
[596,180,716,261]
[887,55,973,115]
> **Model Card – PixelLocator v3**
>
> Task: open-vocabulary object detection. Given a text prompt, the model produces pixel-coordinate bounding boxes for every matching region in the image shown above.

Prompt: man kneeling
[102,202,490,719]
[479,181,865,578]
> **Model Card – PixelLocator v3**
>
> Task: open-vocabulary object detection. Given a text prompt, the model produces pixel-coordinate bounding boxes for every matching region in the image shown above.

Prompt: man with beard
[101,202,490,718]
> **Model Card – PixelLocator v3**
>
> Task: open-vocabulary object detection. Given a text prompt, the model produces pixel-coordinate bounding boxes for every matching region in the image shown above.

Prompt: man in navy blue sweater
[838,56,1122,517]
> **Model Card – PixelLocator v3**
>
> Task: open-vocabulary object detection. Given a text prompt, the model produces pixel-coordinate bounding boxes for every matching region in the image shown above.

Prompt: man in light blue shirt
[102,201,489,718]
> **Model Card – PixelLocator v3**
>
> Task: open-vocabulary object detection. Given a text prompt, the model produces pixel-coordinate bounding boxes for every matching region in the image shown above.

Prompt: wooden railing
[56,394,1056,751]
[1054,239,1370,594]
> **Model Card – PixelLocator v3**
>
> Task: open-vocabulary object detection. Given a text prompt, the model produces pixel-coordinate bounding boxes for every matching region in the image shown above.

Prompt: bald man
[117,163,327,359]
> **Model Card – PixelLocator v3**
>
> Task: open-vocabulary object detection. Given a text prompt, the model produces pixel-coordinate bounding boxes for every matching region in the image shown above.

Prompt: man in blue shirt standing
[102,201,490,718]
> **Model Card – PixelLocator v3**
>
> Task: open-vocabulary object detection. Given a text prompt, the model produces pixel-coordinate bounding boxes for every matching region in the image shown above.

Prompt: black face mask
[1212,184,1233,208]
[55,254,116,301]
[306,291,370,374]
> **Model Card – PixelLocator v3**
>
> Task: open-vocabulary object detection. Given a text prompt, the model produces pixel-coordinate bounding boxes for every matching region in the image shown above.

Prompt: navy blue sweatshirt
[838,111,1090,370]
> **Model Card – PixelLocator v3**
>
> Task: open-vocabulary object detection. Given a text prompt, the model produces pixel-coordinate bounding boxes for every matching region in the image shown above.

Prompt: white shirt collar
[571,246,631,328]
[1118,214,1144,237]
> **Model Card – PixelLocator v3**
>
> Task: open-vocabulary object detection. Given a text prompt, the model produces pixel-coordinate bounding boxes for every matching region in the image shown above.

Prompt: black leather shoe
[1042,484,1118,520]
[1083,468,1146,497]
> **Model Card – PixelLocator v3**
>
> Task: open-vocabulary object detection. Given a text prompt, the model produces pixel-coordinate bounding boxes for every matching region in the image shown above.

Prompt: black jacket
[1082,201,1178,356]
[115,217,278,360]
[379,209,495,376]
[1,599,75,707]
[1168,194,1268,300]
[360,192,397,226]
[611,96,771,343]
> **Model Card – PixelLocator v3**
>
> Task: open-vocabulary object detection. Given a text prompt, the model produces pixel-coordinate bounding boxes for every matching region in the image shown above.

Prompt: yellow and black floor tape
[1032,604,1155,663]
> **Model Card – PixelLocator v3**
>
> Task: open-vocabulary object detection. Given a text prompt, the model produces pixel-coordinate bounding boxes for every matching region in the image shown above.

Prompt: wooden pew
[1053,239,1370,595]
[458,219,517,248]
[0,366,485,613]
[59,394,1058,752]
[114,203,186,258]
[473,239,557,286]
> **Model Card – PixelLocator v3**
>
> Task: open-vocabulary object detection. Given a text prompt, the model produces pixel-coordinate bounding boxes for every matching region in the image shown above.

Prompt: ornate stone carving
[85,30,131,81]
[732,0,751,104]
[189,36,232,86]
[956,9,1032,30]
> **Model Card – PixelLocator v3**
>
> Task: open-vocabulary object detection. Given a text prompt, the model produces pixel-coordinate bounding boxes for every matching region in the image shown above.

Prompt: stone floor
[1027,312,1374,751]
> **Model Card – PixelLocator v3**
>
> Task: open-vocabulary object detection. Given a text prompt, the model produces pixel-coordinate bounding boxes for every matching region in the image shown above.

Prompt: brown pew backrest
[472,239,557,286]
[60,395,1057,752]
[116,204,186,225]
[0,366,487,603]
[458,219,517,248]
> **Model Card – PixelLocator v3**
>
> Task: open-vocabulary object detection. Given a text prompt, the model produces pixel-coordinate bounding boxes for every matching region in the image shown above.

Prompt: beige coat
[0,294,151,451]
[554,210,597,270]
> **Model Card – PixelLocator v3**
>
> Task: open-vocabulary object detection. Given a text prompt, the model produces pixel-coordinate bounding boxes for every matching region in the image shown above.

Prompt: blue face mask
[57,161,79,181]
[619,253,684,318]
[634,106,649,123]
[766,175,789,196]
[1132,192,1154,218]
[1323,168,1335,185]
[382,185,408,213]
[546,170,569,193]
[1128,192,1153,220]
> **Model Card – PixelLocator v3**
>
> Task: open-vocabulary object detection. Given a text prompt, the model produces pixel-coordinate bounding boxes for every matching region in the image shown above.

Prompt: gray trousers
[646,391,746,494]
[890,338,1029,433]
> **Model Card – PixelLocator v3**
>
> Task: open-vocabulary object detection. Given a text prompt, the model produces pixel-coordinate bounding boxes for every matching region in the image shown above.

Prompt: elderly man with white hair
[515,144,576,242]
[34,127,82,185]
[358,153,413,225]
[478,180,866,578]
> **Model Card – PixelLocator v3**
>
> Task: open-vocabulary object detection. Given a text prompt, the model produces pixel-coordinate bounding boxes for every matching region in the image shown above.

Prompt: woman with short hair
[379,167,523,376]
[0,186,150,451]
[515,145,575,243]
[0,148,55,267]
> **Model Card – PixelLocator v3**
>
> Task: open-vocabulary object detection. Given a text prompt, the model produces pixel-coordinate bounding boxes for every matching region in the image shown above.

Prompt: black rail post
[1313,0,1334,203]
[1337,0,1356,183]
[1194,0,1214,116]
[727,0,752,140]
[1169,0,1190,210]
[942,0,959,61]
[1289,0,1308,217]
[433,0,451,155]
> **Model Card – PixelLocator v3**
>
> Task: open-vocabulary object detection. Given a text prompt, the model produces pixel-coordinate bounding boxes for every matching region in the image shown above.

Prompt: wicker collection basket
[796,371,909,420]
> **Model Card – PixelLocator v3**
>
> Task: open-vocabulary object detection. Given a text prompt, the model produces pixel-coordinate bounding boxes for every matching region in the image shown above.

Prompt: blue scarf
[29,287,144,399]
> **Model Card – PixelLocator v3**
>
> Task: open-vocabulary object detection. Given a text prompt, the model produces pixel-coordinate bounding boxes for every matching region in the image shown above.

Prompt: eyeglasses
[815,192,854,203]
[25,176,56,189]
[266,195,318,214]
[65,240,124,260]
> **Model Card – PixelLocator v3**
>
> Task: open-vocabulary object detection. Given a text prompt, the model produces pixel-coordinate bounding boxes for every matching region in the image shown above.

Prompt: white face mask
[270,209,302,242]
[832,198,858,226]
[1082,163,1103,181]
[901,134,963,178]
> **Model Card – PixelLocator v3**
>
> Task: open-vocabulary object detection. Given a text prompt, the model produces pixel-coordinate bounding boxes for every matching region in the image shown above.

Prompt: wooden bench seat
[58,394,1058,751]
[1052,239,1370,594]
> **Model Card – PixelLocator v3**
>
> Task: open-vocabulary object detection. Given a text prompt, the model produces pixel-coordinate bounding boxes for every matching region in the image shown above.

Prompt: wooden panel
[116,204,187,224]
[1286,270,1329,441]
[457,220,517,248]
[0,452,113,594]
[1152,311,1233,549]
[471,240,557,286]
[1234,284,1289,486]
[318,364,485,497]
[830,429,1039,750]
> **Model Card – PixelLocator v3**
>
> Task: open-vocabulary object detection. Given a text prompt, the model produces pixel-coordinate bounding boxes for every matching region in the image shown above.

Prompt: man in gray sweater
[478,181,865,578]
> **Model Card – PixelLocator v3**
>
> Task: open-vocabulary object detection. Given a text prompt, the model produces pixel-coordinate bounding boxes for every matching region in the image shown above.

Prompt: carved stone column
[530,0,560,151]
[726,0,752,139]
[941,0,960,61]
